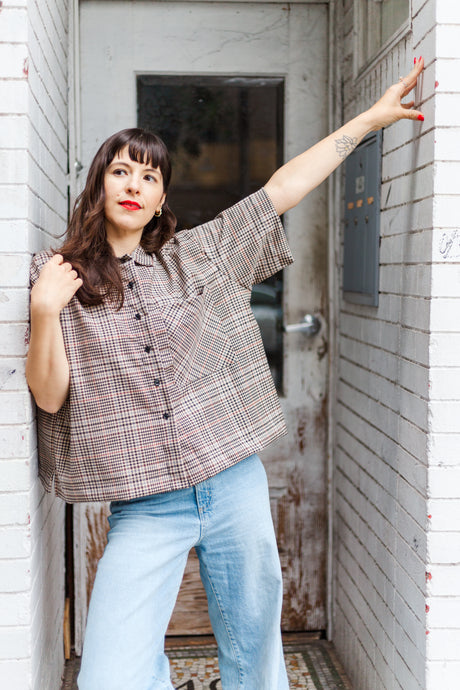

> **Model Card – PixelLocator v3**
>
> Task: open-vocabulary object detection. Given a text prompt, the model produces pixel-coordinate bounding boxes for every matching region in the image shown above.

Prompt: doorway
[75,0,329,644]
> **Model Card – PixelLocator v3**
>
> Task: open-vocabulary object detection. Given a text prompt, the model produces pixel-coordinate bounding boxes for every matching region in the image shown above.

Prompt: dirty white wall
[332,1,460,689]
[0,0,69,688]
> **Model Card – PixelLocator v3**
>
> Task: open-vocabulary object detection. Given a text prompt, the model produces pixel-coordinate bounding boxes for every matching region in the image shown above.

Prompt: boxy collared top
[29,188,294,503]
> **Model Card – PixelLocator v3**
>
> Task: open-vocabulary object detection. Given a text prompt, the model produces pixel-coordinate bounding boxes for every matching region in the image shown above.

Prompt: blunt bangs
[103,128,172,190]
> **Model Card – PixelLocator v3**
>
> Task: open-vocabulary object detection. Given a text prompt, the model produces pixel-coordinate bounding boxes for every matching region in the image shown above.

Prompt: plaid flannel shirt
[29,188,294,502]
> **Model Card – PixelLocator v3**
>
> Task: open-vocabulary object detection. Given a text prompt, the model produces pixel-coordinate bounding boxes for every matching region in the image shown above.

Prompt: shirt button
[144,345,151,353]
[128,281,134,289]
[153,379,160,386]
[135,313,141,320]
[163,412,170,420]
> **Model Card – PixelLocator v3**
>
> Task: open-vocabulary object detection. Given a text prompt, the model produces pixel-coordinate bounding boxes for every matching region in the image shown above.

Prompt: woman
[26,59,424,690]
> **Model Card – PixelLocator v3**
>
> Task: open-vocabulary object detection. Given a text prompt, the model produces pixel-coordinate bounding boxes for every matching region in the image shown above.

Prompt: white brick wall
[0,1,68,688]
[425,1,460,686]
[331,0,453,688]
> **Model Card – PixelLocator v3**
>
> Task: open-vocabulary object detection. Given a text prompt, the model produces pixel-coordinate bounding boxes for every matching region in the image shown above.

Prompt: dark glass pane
[138,75,284,392]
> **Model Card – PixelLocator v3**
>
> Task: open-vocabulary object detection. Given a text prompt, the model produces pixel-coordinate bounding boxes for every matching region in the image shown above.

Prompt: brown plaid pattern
[29,189,294,502]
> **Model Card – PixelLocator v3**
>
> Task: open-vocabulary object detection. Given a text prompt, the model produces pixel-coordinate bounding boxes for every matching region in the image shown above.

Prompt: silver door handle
[284,314,321,336]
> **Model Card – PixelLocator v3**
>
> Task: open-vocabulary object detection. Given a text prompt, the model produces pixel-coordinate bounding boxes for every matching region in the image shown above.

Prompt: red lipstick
[120,200,141,210]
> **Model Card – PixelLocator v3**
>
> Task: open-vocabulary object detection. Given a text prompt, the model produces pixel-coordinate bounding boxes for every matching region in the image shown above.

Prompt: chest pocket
[162,286,234,384]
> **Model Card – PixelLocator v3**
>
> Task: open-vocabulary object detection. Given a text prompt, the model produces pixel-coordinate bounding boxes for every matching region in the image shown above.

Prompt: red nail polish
[414,57,417,64]
[417,114,424,121]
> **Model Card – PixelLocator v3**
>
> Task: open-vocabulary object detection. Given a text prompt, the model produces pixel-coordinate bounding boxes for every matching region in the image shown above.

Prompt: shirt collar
[118,241,176,266]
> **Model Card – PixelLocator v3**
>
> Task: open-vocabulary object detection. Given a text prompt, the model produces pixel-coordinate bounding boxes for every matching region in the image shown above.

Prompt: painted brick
[430,264,460,298]
[0,219,29,254]
[436,0,460,22]
[0,359,27,392]
[0,81,28,116]
[0,288,29,321]
[0,115,29,151]
[434,127,460,163]
[433,194,460,230]
[429,467,460,499]
[0,324,28,357]
[0,459,32,493]
[426,596,460,628]
[0,592,30,626]
[0,8,27,43]
[0,493,30,526]
[434,59,460,95]
[427,629,460,661]
[0,186,28,221]
[0,526,31,559]
[0,627,30,659]
[432,227,460,263]
[0,392,33,425]
[429,401,460,434]
[426,660,460,690]
[0,558,30,593]
[429,364,460,401]
[0,150,28,185]
[428,433,460,465]
[428,531,460,564]
[0,660,30,688]
[0,426,31,461]
[0,44,28,80]
[430,333,460,367]
[428,499,460,532]
[412,0,436,45]
[413,0,431,17]
[436,25,460,59]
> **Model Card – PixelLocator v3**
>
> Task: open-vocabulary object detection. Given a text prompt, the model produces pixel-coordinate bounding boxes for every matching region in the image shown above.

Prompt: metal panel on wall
[343,131,382,306]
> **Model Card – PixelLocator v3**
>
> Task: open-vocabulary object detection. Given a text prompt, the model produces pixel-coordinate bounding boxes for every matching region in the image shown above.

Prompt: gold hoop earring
[154,207,163,217]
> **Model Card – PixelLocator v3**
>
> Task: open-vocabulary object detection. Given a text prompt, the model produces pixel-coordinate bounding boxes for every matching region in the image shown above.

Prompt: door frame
[67,0,337,653]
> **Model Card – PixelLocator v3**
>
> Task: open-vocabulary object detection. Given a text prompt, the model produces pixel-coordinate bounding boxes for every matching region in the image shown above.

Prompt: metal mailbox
[343,131,382,306]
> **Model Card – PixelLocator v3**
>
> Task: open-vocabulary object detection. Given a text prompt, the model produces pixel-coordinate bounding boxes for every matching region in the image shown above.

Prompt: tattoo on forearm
[334,134,358,160]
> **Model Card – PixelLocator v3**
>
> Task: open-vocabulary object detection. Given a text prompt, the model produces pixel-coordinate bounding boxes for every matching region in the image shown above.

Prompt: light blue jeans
[77,454,289,689]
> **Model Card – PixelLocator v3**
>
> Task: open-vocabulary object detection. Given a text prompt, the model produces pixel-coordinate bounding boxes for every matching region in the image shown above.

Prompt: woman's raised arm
[264,58,424,216]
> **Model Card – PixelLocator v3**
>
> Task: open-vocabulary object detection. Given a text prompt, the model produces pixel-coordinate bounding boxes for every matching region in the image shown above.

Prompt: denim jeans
[77,454,289,689]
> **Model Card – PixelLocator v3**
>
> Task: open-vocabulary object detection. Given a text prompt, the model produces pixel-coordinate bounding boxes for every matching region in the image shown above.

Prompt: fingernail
[414,57,417,64]
[419,56,422,62]
[417,114,424,121]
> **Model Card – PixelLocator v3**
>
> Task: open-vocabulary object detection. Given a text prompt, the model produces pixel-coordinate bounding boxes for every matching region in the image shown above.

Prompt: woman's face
[103,145,166,238]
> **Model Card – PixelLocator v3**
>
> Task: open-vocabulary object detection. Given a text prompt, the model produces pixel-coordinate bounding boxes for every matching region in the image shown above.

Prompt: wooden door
[75,0,329,648]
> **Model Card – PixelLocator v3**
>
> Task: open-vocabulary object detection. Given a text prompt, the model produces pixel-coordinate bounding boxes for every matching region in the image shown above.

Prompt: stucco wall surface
[333,1,460,689]
[0,0,69,688]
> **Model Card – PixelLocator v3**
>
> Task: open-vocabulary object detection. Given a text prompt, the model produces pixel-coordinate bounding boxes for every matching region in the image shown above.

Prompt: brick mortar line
[336,400,430,469]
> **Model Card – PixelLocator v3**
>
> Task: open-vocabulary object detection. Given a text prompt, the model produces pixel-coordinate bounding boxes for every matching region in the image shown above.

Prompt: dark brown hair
[59,128,176,307]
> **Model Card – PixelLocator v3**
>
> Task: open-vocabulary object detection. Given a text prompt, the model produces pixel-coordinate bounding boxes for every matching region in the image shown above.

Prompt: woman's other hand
[365,57,425,131]
[31,254,83,316]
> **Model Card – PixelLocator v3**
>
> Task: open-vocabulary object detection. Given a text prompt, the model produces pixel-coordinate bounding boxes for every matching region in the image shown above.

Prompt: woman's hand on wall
[365,57,425,131]
[30,253,83,317]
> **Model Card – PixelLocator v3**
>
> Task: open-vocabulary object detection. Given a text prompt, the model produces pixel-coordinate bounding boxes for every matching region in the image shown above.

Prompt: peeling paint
[85,504,110,608]
[317,336,328,361]
[23,57,29,78]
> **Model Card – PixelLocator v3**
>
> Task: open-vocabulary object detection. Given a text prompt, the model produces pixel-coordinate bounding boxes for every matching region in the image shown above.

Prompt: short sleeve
[29,250,53,288]
[181,187,294,289]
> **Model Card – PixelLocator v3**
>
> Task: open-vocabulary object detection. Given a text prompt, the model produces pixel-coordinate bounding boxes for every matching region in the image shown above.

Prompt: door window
[138,75,285,391]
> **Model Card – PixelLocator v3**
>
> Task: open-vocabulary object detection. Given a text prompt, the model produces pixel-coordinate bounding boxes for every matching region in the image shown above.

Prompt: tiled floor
[62,635,353,689]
